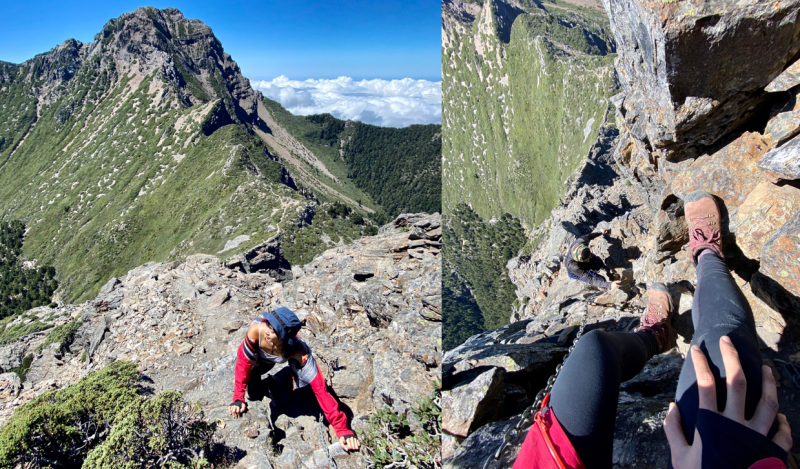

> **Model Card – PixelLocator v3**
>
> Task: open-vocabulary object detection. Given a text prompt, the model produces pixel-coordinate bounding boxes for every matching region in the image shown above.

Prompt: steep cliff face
[442,0,617,227]
[0,213,442,468]
[443,1,800,466]
[442,0,619,349]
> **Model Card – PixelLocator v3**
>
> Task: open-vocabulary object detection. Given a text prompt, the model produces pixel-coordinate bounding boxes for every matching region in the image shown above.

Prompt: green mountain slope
[442,0,618,348]
[260,100,442,217]
[0,7,435,304]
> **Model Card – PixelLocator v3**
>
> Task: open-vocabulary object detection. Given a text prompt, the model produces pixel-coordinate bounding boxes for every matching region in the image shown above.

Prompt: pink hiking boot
[638,283,673,354]
[684,190,724,264]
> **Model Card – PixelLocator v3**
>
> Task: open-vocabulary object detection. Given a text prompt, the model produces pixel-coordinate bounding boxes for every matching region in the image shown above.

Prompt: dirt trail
[254,100,374,213]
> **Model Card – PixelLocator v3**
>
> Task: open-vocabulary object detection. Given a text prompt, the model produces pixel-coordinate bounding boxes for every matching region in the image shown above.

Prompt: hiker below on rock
[513,191,792,469]
[228,307,360,452]
[565,229,621,290]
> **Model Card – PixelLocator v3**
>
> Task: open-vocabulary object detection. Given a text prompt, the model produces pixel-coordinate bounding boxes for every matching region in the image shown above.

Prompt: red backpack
[512,395,586,469]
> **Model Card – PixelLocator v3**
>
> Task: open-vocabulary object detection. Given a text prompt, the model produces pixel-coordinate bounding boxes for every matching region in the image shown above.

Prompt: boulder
[207,287,230,309]
[444,416,519,469]
[652,194,687,258]
[594,288,631,307]
[671,132,769,220]
[758,132,800,181]
[766,59,800,92]
[602,0,800,158]
[756,211,800,312]
[0,372,21,403]
[735,182,800,259]
[442,367,504,438]
[764,89,800,146]
[371,349,432,415]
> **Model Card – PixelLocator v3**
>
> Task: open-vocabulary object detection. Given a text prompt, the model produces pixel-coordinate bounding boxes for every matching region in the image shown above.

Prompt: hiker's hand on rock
[340,435,360,451]
[663,337,794,468]
[601,229,609,235]
[610,281,621,289]
[228,401,246,419]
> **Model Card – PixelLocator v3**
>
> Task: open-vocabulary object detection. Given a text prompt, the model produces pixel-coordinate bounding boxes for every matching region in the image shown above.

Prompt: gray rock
[442,367,504,437]
[758,133,800,181]
[0,372,21,403]
[766,59,800,92]
[603,0,800,158]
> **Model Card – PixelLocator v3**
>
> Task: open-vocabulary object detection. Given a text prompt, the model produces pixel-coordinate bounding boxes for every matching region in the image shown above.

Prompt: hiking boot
[684,190,723,264]
[638,283,673,354]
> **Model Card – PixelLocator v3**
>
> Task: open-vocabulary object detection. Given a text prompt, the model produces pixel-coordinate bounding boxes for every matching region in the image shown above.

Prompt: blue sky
[0,0,441,81]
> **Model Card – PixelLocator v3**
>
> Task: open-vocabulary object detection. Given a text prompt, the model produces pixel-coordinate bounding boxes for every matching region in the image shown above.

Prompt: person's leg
[674,250,765,444]
[246,362,276,402]
[550,328,660,469]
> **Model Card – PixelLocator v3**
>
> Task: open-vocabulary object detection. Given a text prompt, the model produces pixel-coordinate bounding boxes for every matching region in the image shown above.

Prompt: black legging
[549,329,659,468]
[549,252,765,469]
[674,252,767,443]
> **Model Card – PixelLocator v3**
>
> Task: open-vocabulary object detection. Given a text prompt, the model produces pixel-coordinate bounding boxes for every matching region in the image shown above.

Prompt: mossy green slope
[442,0,618,345]
[443,0,616,228]
[0,66,303,303]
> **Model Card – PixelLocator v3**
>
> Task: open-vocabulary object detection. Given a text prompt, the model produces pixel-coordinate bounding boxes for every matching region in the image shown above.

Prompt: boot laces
[643,303,665,327]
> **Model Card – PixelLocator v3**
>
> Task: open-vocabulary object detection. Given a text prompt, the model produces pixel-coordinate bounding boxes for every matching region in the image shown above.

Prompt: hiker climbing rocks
[512,191,792,469]
[228,307,360,452]
[565,229,621,290]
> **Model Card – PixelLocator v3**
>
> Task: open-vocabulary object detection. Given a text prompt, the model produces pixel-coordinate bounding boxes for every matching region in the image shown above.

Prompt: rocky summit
[0,213,442,468]
[443,0,800,467]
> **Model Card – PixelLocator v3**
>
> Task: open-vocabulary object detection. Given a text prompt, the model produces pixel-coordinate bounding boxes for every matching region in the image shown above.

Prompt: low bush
[361,385,442,468]
[0,361,216,469]
[37,318,81,354]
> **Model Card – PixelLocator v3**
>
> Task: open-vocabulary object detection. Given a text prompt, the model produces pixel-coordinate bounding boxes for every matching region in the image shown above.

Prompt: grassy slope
[260,97,380,212]
[442,0,617,344]
[261,98,442,217]
[443,1,616,228]
[0,63,305,302]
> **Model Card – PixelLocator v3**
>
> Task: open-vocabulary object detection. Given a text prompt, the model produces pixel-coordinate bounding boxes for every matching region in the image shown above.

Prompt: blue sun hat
[264,307,301,348]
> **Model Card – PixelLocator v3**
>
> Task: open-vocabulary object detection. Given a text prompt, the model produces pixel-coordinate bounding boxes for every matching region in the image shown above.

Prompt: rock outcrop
[444,0,800,466]
[0,214,442,469]
[604,0,800,160]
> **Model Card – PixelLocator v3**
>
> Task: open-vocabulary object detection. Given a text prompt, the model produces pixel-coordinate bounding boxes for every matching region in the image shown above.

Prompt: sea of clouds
[250,76,441,128]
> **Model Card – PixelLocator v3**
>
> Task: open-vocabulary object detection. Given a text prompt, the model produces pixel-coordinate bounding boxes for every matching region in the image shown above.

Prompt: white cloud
[250,76,441,128]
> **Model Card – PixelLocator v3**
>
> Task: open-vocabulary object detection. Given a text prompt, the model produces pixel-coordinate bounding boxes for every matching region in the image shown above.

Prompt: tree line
[443,204,526,350]
[0,220,58,318]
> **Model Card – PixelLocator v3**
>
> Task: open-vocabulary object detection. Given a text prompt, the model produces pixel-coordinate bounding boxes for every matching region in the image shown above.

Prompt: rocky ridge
[443,1,800,467]
[0,213,442,469]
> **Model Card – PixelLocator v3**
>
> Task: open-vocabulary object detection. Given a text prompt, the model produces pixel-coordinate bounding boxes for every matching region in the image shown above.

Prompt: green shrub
[9,353,33,382]
[83,391,215,468]
[36,318,81,354]
[361,386,441,469]
[0,361,215,469]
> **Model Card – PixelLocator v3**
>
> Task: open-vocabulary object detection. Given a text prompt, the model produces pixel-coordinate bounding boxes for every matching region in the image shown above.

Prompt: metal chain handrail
[482,315,588,469]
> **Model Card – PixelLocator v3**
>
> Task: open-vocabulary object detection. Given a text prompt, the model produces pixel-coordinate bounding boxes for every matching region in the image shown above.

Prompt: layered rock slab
[736,182,800,260]
[670,132,770,222]
[759,133,800,182]
[603,0,800,157]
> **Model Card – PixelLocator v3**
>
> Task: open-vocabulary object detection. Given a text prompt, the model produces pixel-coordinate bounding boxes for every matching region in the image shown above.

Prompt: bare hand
[339,435,360,452]
[601,229,610,235]
[663,337,793,468]
[228,401,247,419]
[610,281,621,289]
